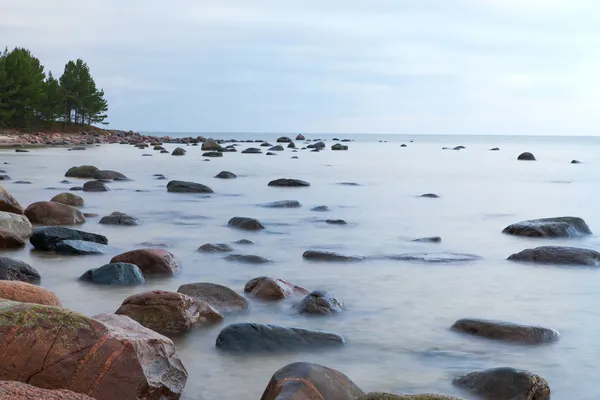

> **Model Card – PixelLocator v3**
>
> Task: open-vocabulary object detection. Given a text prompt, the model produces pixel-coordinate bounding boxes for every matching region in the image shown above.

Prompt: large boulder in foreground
[268,178,310,187]
[295,290,345,314]
[228,216,265,230]
[0,257,40,283]
[0,381,94,400]
[453,367,550,400]
[167,180,213,193]
[244,276,309,300]
[79,263,145,285]
[0,186,24,214]
[177,282,249,312]
[451,318,559,344]
[0,302,187,400]
[51,192,85,207]
[30,227,107,251]
[0,211,33,238]
[115,290,223,335]
[216,323,344,352]
[508,246,600,266]
[110,249,181,276]
[64,165,99,178]
[503,217,591,238]
[260,362,363,400]
[0,281,61,306]
[25,201,85,226]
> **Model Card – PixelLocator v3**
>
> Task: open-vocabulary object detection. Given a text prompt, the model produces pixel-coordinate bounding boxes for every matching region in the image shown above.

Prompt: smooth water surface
[3,134,600,399]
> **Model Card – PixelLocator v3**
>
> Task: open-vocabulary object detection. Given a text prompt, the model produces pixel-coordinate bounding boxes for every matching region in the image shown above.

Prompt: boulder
[261,362,363,400]
[216,323,345,352]
[215,171,237,179]
[0,186,24,214]
[242,147,262,154]
[115,290,223,335]
[224,254,271,264]
[287,142,296,149]
[0,381,95,400]
[276,137,292,143]
[268,178,310,187]
[451,318,559,344]
[268,145,284,151]
[0,302,187,399]
[198,243,233,252]
[502,217,591,238]
[203,151,223,157]
[507,246,600,266]
[110,248,181,275]
[167,180,213,193]
[295,134,305,140]
[0,257,40,283]
[201,138,222,151]
[79,263,145,285]
[0,230,25,248]
[311,205,330,212]
[332,143,349,150]
[326,219,347,225]
[51,192,85,207]
[245,277,309,300]
[307,141,326,149]
[53,240,107,255]
[413,236,442,243]
[303,250,366,262]
[24,201,85,226]
[453,368,550,400]
[0,281,61,306]
[259,200,302,208]
[0,211,33,239]
[295,290,345,314]
[518,152,536,161]
[358,393,463,400]
[64,165,99,178]
[99,211,140,226]
[171,147,186,156]
[177,282,249,312]
[92,170,128,180]
[82,180,109,192]
[228,217,265,230]
[30,227,107,251]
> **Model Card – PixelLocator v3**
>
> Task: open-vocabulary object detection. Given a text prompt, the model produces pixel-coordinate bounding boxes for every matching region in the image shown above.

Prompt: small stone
[228,217,265,230]
[420,193,439,198]
[198,243,234,252]
[215,171,236,179]
[311,205,330,212]
[295,290,345,314]
[413,236,442,243]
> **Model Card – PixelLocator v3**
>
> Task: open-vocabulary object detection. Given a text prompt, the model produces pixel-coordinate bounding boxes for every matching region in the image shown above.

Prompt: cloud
[1,0,599,134]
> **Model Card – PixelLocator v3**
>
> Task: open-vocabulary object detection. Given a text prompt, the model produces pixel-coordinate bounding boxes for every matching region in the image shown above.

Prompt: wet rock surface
[295,290,345,314]
[453,367,550,400]
[228,216,265,230]
[503,217,591,238]
[452,318,560,344]
[508,246,600,266]
[177,282,249,312]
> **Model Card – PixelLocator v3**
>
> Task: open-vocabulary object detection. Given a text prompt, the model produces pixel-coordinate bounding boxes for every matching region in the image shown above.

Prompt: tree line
[0,47,108,131]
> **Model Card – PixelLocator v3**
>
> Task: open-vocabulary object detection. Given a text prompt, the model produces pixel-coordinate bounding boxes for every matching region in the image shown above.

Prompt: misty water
[4,133,600,399]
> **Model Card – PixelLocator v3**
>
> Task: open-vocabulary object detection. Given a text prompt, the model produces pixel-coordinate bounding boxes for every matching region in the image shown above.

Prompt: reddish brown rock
[0,281,61,306]
[0,229,25,248]
[51,192,85,207]
[24,201,85,226]
[261,362,364,400]
[0,186,24,214]
[115,290,223,335]
[110,249,181,276]
[0,381,94,400]
[0,302,187,400]
[177,282,249,312]
[244,276,309,300]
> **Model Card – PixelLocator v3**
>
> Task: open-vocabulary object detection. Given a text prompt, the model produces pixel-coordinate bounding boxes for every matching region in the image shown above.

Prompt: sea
[3,133,600,399]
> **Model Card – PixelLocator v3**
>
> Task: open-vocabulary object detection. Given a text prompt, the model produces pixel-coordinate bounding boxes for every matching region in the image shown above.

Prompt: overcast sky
[2,1,599,135]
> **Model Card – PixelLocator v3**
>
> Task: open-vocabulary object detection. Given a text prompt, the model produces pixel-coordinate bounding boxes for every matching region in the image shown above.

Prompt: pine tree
[0,49,16,131]
[59,59,108,125]
[39,71,62,124]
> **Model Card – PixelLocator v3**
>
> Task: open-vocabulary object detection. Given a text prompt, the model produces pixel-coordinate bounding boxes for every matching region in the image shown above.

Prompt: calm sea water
[3,133,600,399]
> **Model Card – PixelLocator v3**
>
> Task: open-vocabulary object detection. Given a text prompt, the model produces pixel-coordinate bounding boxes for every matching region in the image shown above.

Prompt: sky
[1,0,599,135]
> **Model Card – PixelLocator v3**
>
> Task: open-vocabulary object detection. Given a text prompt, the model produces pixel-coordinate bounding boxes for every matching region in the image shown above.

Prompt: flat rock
[571,159,581,164]
[53,240,107,255]
[99,211,140,226]
[261,362,364,400]
[502,217,591,238]
[303,250,367,261]
[215,171,237,179]
[0,381,95,400]
[82,180,109,192]
[110,248,181,275]
[518,152,536,161]
[268,178,310,187]
[326,219,347,225]
[311,205,330,212]
[420,193,439,198]
[453,367,550,400]
[92,170,128,180]
[177,282,249,312]
[224,254,272,264]
[80,263,145,285]
[385,252,480,263]
[30,227,107,251]
[0,281,61,306]
[259,200,302,208]
[228,216,265,230]
[507,246,600,266]
[167,180,213,193]
[268,145,284,151]
[0,186,24,214]
[203,151,222,157]
[413,236,442,243]
[451,318,559,344]
[0,257,40,283]
[216,323,344,353]
[198,243,234,252]
[244,276,309,300]
[51,192,85,207]
[295,290,345,314]
[25,201,85,226]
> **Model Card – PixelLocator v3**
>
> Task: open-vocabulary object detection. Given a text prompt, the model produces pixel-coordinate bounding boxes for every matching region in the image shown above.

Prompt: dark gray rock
[303,250,366,262]
[154,174,167,180]
[508,246,600,266]
[502,217,591,238]
[295,290,345,314]
[0,257,40,283]
[13,181,31,184]
[83,180,109,192]
[234,239,255,245]
[266,152,276,156]
[160,150,169,154]
[311,206,330,212]
[453,368,550,400]
[30,227,108,251]
[92,170,128,180]
[215,323,344,352]
[307,141,325,149]
[228,217,265,230]
[259,200,302,208]
[453,146,465,150]
[0,175,11,180]
[325,219,347,225]
[420,193,439,198]
[215,171,236,179]
[331,143,348,150]
[171,147,186,156]
[242,147,262,154]
[276,137,292,143]
[203,151,223,157]
[198,243,234,252]
[413,236,442,243]
[224,254,271,264]
[70,186,83,191]
[268,178,310,187]
[386,252,480,263]
[518,152,536,161]
[571,159,581,164]
[452,318,559,344]
[79,263,145,285]
[268,145,284,151]
[287,142,296,149]
[490,147,500,151]
[167,180,213,193]
[99,212,140,226]
[15,149,29,153]
[54,239,107,255]
[337,182,361,186]
[260,142,272,147]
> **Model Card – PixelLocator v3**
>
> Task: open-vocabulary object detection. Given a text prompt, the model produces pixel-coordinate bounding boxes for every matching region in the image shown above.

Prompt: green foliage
[0,47,108,130]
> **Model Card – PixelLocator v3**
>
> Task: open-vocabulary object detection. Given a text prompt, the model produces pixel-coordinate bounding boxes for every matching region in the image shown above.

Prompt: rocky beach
[0,133,599,399]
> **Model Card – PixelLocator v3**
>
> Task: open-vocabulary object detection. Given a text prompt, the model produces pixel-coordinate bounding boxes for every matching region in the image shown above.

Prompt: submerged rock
[490,147,500,151]
[25,201,85,226]
[224,254,271,264]
[261,362,363,400]
[65,165,99,178]
[177,282,249,312]
[502,217,591,238]
[295,290,345,314]
[259,200,302,208]
[51,192,85,207]
[0,186,24,214]
[386,252,480,263]
[201,138,222,151]
[571,159,582,164]
[215,171,237,179]
[216,323,344,352]
[30,226,107,251]
[518,152,536,161]
[92,170,128,180]
[413,236,442,243]
[203,151,223,157]
[54,240,107,255]
[507,246,600,266]
[110,248,181,276]
[276,137,292,143]
[268,178,310,187]
[303,250,366,261]
[453,367,550,400]
[80,263,145,285]
[326,219,347,225]
[244,276,309,300]
[234,239,255,245]
[311,205,330,212]
[198,243,234,252]
[82,180,109,192]
[268,145,284,151]
[228,216,265,230]
[99,211,140,226]
[451,318,559,344]
[167,180,213,193]
[242,147,262,154]
[420,193,440,198]
[171,147,186,156]
[331,143,348,150]
[0,256,40,283]
[0,281,61,306]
